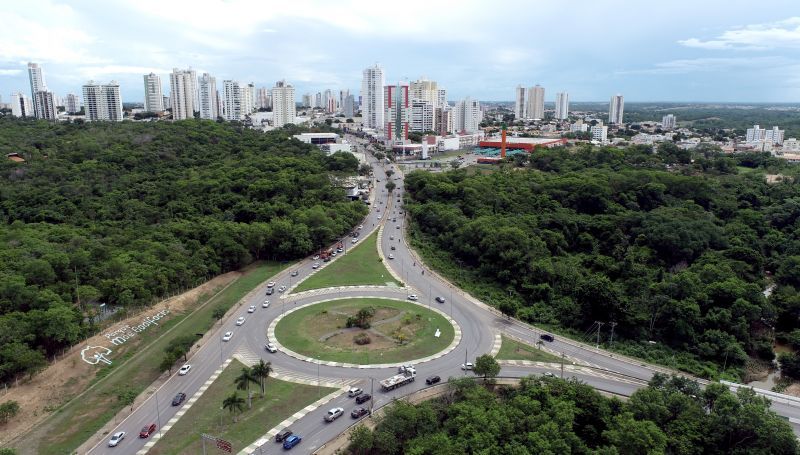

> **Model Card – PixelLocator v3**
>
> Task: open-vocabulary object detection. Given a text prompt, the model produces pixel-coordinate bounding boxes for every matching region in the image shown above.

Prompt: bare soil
[0,272,239,446]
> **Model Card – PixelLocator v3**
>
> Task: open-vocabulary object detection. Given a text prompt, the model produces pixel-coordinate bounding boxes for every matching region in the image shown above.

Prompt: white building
[411,99,434,133]
[198,73,218,120]
[257,87,271,110]
[34,91,57,120]
[437,89,447,109]
[747,125,785,146]
[555,92,569,120]
[222,80,241,121]
[240,82,255,115]
[82,81,123,121]
[570,122,589,133]
[514,85,527,120]
[11,92,33,118]
[65,93,80,114]
[314,92,322,109]
[384,81,410,142]
[410,78,439,108]
[609,94,624,124]
[527,85,544,120]
[170,68,197,120]
[343,94,355,118]
[591,124,608,143]
[143,73,164,112]
[361,64,385,130]
[782,138,800,153]
[27,62,47,118]
[272,80,296,128]
[661,114,676,130]
[453,97,482,133]
[323,89,335,113]
[302,93,312,108]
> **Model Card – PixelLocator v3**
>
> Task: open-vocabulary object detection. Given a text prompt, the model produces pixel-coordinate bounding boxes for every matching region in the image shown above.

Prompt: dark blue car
[283,434,301,450]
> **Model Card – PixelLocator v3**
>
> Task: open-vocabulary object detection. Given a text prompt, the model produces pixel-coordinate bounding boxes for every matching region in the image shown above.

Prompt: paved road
[87,137,800,454]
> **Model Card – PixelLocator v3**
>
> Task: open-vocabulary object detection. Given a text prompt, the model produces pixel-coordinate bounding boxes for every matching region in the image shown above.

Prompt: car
[399,211,404,214]
[266,342,278,353]
[108,431,126,447]
[390,235,394,240]
[267,281,276,288]
[543,372,556,377]
[390,245,396,250]
[407,294,418,301]
[248,305,256,313]
[356,393,372,404]
[236,316,246,326]
[461,362,474,370]
[262,300,270,308]
[396,225,400,229]
[313,254,320,260]
[348,387,363,397]
[392,218,397,222]
[336,247,343,253]
[178,364,192,375]
[426,375,441,385]
[377,215,382,220]
[278,285,287,293]
[266,287,274,295]
[331,251,337,257]
[398,365,415,374]
[351,407,369,419]
[282,434,302,450]
[435,296,446,303]
[377,208,381,212]
[358,225,363,230]
[388,254,395,260]
[352,238,358,244]
[540,334,555,342]
[291,270,299,277]
[139,423,157,438]
[171,392,186,406]
[275,429,293,443]
[324,407,344,422]
[312,262,320,269]
[222,331,233,342]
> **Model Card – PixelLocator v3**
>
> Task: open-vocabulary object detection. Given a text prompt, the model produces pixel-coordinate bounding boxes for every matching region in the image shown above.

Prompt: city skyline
[1,1,799,103]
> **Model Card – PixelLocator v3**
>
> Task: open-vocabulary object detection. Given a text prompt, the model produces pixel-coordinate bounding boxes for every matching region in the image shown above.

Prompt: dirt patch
[326,329,397,351]
[783,383,800,398]
[0,272,240,446]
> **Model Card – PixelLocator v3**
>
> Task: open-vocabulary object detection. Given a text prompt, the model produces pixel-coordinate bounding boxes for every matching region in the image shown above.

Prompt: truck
[320,248,334,262]
[380,369,416,391]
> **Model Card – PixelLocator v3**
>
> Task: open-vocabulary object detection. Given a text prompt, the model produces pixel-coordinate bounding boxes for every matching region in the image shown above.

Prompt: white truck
[380,369,416,391]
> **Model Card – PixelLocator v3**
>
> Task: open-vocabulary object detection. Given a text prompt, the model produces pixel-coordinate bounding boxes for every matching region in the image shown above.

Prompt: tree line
[0,118,365,383]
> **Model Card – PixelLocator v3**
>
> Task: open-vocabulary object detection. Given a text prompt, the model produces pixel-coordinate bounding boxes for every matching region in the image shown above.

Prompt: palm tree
[222,392,245,422]
[234,367,258,409]
[251,360,273,397]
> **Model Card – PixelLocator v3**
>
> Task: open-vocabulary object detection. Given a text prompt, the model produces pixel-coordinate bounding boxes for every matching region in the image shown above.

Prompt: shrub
[354,333,371,345]
[0,400,20,424]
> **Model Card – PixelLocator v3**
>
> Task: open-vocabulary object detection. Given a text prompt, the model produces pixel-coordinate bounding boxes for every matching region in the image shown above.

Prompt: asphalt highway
[86,138,800,455]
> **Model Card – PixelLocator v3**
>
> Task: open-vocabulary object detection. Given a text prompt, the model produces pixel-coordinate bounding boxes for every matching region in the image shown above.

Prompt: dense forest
[347,375,797,455]
[405,144,800,378]
[0,118,366,382]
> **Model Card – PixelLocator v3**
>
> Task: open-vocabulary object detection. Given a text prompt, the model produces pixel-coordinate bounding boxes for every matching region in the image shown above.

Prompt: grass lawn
[293,230,400,292]
[496,335,569,363]
[25,262,287,455]
[275,298,455,364]
[149,359,334,455]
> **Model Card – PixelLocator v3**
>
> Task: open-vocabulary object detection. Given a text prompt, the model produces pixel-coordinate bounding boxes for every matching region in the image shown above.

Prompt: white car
[266,343,278,353]
[236,316,246,326]
[312,262,320,269]
[377,215,382,220]
[248,305,256,313]
[407,294,418,301]
[108,431,125,447]
[543,372,556,377]
[178,364,192,375]
[222,331,233,342]
[325,407,344,422]
[267,281,276,288]
[291,270,299,277]
[348,387,363,397]
[358,225,363,230]
[278,285,287,293]
[262,300,270,308]
[331,251,337,257]
[352,238,358,244]
[388,254,395,259]
[461,362,474,371]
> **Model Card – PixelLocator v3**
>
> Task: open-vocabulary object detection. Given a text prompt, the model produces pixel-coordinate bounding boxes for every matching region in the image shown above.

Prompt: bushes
[353,333,371,345]
[0,400,20,424]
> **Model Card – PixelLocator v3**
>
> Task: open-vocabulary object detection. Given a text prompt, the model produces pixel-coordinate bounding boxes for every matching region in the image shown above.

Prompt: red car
[139,423,157,438]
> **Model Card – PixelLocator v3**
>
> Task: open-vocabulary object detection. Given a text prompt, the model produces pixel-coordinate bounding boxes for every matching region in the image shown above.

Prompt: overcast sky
[1,0,799,103]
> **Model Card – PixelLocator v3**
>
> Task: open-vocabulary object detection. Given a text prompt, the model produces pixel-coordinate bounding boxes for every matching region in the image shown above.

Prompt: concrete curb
[489,333,502,357]
[267,296,462,369]
[286,285,407,301]
[375,224,405,284]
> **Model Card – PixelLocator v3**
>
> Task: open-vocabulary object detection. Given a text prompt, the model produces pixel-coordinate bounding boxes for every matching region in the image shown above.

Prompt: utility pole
[370,377,375,416]
[464,347,468,375]
[609,322,617,347]
[561,352,565,379]
[595,321,604,349]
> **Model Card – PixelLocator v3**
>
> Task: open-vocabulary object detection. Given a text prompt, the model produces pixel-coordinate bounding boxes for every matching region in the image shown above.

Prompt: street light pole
[155,389,162,438]
[370,377,375,416]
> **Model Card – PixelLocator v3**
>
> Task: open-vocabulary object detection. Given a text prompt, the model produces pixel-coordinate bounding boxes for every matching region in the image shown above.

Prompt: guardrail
[722,380,800,408]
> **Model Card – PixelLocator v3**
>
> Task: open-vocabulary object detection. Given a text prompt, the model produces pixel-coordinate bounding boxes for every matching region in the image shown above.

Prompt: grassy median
[22,261,287,455]
[149,359,334,454]
[496,335,568,363]
[293,230,400,292]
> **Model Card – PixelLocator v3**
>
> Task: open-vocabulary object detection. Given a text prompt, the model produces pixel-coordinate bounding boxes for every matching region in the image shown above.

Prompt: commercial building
[198,73,218,120]
[453,97,482,133]
[411,99,434,133]
[65,93,80,114]
[527,84,544,120]
[11,92,33,118]
[609,94,624,124]
[591,124,608,142]
[384,81,410,142]
[272,80,296,128]
[661,114,676,130]
[169,68,197,120]
[478,136,566,152]
[82,81,123,121]
[555,92,569,120]
[143,73,164,112]
[222,80,241,121]
[361,64,385,130]
[293,132,338,144]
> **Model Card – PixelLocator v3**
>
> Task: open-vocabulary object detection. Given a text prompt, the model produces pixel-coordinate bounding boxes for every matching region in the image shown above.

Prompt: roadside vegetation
[405,145,800,379]
[346,374,798,454]
[496,335,567,364]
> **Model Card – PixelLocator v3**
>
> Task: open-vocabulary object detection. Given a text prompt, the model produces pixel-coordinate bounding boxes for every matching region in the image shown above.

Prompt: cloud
[618,56,794,75]
[77,65,172,79]
[0,69,22,76]
[679,17,800,50]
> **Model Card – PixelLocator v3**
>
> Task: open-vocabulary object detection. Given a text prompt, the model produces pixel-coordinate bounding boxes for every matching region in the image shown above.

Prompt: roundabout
[270,297,459,367]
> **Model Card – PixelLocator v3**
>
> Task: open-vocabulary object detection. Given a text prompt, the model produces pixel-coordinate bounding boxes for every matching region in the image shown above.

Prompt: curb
[489,333,502,357]
[267,296,462,369]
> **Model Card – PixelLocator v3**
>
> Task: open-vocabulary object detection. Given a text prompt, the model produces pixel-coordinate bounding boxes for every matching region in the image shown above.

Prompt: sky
[1,0,799,103]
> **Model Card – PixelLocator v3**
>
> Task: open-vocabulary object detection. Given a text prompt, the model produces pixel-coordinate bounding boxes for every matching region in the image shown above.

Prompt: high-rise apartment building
[410,78,439,108]
[170,68,197,120]
[362,64,385,130]
[661,114,676,130]
[609,94,624,124]
[747,125,785,145]
[272,80,296,128]
[65,93,80,114]
[555,92,569,120]
[384,81,410,142]
[240,83,255,115]
[143,73,164,112]
[411,99,434,133]
[514,85,527,120]
[257,87,271,110]
[434,107,452,136]
[591,124,608,142]
[339,89,350,112]
[198,73,218,120]
[27,62,46,118]
[222,80,241,121]
[82,81,123,121]
[526,84,544,119]
[453,97,482,133]
[314,92,322,109]
[343,94,355,118]
[162,95,170,110]
[11,92,33,118]
[34,91,57,120]
[323,89,335,113]
[436,89,447,109]
[302,93,312,108]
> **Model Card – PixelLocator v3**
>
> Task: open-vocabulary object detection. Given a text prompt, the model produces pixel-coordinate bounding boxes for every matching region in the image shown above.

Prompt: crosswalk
[233,346,359,388]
